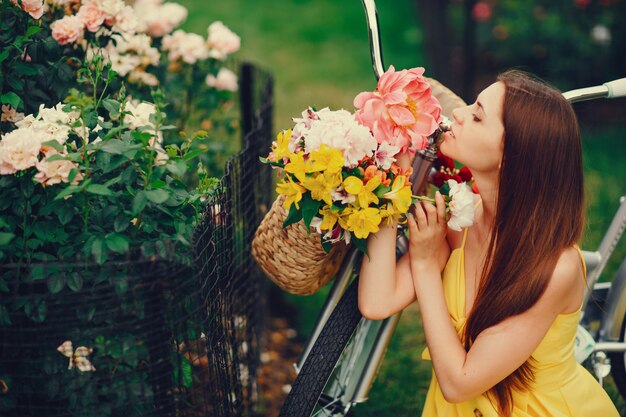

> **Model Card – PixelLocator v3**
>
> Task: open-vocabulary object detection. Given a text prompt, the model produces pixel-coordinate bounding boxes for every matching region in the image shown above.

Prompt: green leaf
[114,215,130,233]
[30,265,46,281]
[25,25,42,38]
[86,184,114,196]
[132,191,148,215]
[0,232,15,246]
[14,62,38,76]
[181,356,193,388]
[0,50,9,65]
[145,189,169,204]
[102,98,120,118]
[40,139,65,153]
[1,92,21,110]
[104,233,129,253]
[0,279,9,293]
[47,274,65,294]
[282,203,303,228]
[321,239,333,254]
[67,273,83,292]
[439,182,451,196]
[301,194,322,232]
[100,139,126,155]
[375,185,392,199]
[0,305,12,326]
[91,238,107,263]
[352,237,369,259]
[54,184,83,201]
[166,161,188,177]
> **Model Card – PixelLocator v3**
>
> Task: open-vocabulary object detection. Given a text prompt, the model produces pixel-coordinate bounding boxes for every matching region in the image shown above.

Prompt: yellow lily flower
[302,171,341,206]
[319,205,340,231]
[383,175,412,213]
[309,145,344,174]
[272,129,292,160]
[343,175,381,208]
[346,206,382,239]
[379,203,406,226]
[276,177,307,211]
[284,151,310,182]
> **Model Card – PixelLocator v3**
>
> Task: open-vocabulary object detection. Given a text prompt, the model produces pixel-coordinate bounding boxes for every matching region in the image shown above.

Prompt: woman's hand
[406,191,447,271]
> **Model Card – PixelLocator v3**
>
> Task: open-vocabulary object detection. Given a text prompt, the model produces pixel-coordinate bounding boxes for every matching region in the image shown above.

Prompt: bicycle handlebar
[563,78,626,103]
[361,0,385,80]
[605,78,626,99]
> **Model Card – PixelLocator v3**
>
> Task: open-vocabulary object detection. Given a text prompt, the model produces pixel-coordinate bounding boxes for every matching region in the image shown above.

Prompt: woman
[358,71,619,417]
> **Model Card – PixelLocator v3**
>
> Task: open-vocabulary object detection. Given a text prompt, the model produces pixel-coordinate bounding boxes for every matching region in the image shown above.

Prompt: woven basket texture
[252,195,348,295]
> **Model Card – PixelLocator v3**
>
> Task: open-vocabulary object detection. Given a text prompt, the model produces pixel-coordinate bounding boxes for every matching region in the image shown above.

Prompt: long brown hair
[463,70,585,416]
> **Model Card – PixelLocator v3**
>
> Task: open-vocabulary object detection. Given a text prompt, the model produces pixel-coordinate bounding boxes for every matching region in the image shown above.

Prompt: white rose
[34,148,83,186]
[162,30,209,64]
[207,21,240,60]
[446,179,477,231]
[205,67,238,92]
[124,100,157,129]
[0,128,42,175]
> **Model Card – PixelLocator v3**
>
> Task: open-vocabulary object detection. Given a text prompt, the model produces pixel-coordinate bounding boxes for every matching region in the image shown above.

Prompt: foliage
[0,1,241,415]
[455,0,626,89]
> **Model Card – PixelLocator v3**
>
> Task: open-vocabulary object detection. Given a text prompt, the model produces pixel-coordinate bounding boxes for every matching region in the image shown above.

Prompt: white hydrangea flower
[303,109,377,168]
[446,179,477,231]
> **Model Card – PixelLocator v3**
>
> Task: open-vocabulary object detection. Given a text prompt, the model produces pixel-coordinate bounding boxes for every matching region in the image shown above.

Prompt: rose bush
[0,2,243,415]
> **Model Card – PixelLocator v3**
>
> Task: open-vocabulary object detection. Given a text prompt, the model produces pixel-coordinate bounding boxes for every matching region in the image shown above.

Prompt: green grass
[177,0,424,130]
[174,2,626,415]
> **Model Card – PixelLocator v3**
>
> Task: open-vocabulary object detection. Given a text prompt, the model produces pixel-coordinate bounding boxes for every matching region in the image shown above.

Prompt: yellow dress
[420,229,620,417]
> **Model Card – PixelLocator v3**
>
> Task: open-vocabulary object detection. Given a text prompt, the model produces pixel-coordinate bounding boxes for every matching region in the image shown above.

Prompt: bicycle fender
[600,258,626,341]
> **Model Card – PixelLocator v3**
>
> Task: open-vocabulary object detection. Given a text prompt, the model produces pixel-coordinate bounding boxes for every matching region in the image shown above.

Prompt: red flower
[432,172,449,188]
[459,166,473,182]
[435,149,455,170]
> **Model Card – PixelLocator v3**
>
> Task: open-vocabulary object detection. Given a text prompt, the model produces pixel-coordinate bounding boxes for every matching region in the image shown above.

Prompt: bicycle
[277,1,626,416]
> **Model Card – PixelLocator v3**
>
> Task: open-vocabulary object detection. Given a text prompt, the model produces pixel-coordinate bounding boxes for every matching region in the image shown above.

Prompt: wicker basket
[252,77,465,296]
[252,195,349,295]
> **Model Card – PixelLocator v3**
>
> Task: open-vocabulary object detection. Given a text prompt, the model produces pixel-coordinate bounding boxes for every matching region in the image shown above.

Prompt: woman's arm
[407,198,585,403]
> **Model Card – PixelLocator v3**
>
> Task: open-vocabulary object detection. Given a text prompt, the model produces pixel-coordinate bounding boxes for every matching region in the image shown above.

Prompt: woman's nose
[452,107,463,124]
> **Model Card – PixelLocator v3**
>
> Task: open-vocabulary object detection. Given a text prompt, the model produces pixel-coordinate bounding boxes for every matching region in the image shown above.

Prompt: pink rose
[77,2,106,32]
[50,15,85,45]
[11,0,44,19]
[353,65,442,155]
[207,21,240,60]
[205,68,238,92]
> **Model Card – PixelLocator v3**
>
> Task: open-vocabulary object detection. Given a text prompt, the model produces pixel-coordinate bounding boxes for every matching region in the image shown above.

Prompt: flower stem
[411,194,435,204]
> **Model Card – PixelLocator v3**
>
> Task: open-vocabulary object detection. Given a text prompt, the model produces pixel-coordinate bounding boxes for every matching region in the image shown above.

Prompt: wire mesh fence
[0,62,274,417]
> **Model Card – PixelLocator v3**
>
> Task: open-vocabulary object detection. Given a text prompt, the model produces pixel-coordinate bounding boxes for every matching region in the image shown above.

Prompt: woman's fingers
[415,202,428,229]
[423,201,437,225]
[435,191,446,226]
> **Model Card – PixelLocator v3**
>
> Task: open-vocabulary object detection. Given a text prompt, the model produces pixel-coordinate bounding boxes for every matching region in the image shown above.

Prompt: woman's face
[440,81,505,174]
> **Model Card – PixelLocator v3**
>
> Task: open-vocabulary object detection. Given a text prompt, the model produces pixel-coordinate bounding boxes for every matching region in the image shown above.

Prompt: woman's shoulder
[544,246,586,314]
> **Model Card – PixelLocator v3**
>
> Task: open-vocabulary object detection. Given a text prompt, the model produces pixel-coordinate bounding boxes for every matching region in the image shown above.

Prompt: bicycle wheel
[279,279,368,417]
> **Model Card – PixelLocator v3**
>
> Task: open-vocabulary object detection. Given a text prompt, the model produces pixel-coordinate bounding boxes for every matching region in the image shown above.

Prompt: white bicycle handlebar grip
[604,78,626,98]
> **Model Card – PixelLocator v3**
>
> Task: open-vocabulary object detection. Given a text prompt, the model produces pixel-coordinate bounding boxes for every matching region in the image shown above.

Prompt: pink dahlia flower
[353,66,442,155]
